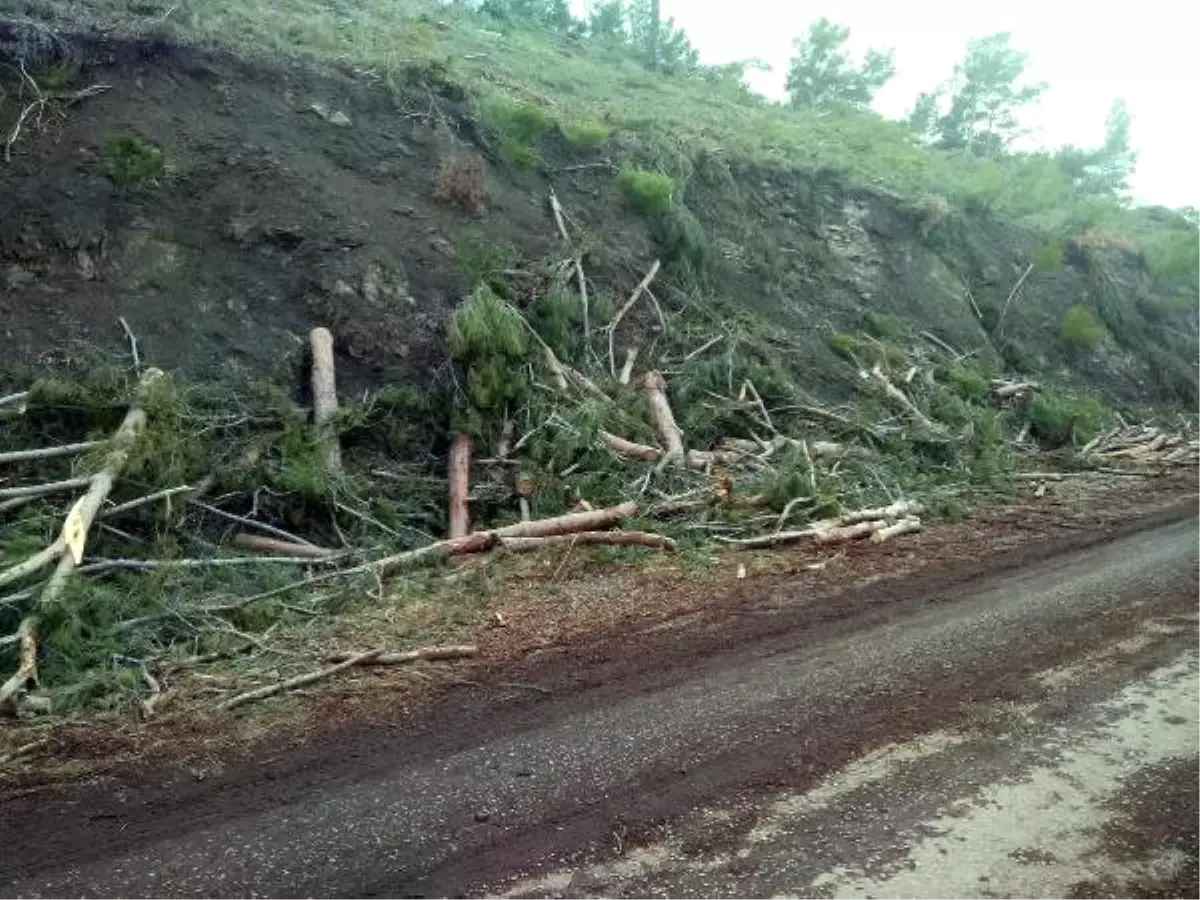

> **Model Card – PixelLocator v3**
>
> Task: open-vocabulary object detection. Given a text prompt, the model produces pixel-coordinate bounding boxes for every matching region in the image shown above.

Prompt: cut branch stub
[637,370,684,467]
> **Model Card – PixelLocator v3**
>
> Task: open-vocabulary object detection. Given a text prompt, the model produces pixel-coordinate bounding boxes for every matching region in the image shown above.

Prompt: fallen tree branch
[870,516,922,543]
[222,644,478,710]
[499,530,676,553]
[0,476,92,502]
[862,365,944,434]
[118,316,141,372]
[324,644,479,665]
[191,500,319,547]
[606,259,661,377]
[75,555,345,575]
[0,441,104,465]
[548,188,589,340]
[0,391,30,409]
[232,534,339,559]
[100,484,195,519]
[683,334,724,362]
[996,262,1034,336]
[493,501,638,539]
[221,648,385,710]
[813,519,886,545]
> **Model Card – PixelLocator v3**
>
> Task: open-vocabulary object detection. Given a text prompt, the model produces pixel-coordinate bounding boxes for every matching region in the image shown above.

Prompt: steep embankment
[0,17,1194,408]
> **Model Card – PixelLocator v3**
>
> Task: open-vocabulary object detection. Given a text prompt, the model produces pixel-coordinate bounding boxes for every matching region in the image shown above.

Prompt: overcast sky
[574,0,1199,209]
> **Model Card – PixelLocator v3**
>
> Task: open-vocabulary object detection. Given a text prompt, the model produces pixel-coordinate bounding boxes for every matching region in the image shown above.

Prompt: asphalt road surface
[2,511,1196,898]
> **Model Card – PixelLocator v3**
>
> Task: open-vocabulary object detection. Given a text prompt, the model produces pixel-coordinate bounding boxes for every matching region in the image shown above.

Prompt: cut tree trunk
[492,501,638,539]
[871,517,922,543]
[638,371,684,467]
[448,433,472,539]
[309,327,342,473]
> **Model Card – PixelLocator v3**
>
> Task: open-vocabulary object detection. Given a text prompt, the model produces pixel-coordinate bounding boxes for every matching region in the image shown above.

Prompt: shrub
[433,154,486,216]
[938,360,991,403]
[1027,390,1107,447]
[1060,304,1107,351]
[863,311,903,340]
[1032,239,1065,271]
[561,119,610,150]
[447,286,530,411]
[617,167,676,215]
[481,97,555,167]
[103,134,166,191]
[828,332,859,358]
[651,202,708,283]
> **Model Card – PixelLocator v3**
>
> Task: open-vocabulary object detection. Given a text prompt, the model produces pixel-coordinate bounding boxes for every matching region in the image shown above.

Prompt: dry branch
[0,476,92,502]
[601,431,663,462]
[100,484,195,519]
[0,441,104,465]
[223,644,479,710]
[607,259,661,377]
[324,645,479,665]
[813,519,886,545]
[191,500,318,547]
[548,188,589,339]
[448,433,472,539]
[618,347,639,385]
[499,530,676,553]
[309,327,342,473]
[870,517,922,543]
[862,365,943,434]
[838,499,924,526]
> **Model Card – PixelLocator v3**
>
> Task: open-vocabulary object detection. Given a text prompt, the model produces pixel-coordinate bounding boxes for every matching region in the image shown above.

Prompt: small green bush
[561,119,610,150]
[481,97,555,168]
[447,285,528,362]
[447,286,531,412]
[618,167,676,215]
[103,134,166,191]
[651,202,708,283]
[1033,239,1065,271]
[1060,304,1107,351]
[828,332,859,358]
[1027,390,1107,447]
[939,360,991,403]
[863,311,904,340]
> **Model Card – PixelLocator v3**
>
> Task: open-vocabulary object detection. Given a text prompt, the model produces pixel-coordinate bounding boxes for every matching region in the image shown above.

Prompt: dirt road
[1,509,1196,898]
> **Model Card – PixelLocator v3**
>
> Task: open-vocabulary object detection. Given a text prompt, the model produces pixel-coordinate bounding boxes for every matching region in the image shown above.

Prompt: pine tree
[785,19,895,110]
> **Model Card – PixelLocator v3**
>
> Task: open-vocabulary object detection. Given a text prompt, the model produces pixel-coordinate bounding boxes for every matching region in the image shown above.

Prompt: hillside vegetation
[0,0,1196,717]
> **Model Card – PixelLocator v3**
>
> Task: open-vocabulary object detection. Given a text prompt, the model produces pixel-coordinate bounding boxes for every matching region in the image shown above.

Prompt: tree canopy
[785,18,895,110]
